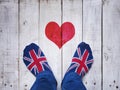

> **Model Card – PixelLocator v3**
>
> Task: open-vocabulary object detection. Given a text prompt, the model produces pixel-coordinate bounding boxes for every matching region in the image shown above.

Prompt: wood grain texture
[0,0,18,3]
[39,0,62,90]
[82,0,102,90]
[0,1,18,90]
[62,0,83,77]
[19,0,39,90]
[0,0,120,90]
[103,0,120,89]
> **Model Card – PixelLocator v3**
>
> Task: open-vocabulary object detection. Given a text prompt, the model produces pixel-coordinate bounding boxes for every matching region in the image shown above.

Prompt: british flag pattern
[23,43,51,77]
[67,42,93,77]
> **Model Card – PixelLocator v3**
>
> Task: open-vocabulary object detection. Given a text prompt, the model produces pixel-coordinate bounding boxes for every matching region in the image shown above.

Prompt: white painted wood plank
[19,0,39,90]
[103,0,120,90]
[0,1,18,90]
[82,0,102,90]
[0,0,18,3]
[39,0,62,90]
[62,0,83,77]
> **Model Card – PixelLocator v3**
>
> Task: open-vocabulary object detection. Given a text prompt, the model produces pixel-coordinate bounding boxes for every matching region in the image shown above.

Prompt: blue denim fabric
[31,71,86,90]
[62,72,86,90]
[31,71,57,90]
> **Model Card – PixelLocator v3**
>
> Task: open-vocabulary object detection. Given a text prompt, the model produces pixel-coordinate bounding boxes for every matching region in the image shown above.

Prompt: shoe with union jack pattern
[23,43,52,77]
[66,42,94,78]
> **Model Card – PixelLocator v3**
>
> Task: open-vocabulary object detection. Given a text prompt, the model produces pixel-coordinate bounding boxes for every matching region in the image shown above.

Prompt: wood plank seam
[101,0,103,90]
[18,0,20,90]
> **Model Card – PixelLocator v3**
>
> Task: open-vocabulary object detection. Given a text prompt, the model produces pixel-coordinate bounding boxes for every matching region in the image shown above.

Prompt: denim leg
[61,72,86,90]
[31,71,57,90]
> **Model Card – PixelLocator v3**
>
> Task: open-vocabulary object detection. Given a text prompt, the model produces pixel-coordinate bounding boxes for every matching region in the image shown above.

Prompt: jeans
[31,71,86,90]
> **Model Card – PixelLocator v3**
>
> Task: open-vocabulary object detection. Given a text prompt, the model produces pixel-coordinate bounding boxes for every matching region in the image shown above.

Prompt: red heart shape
[45,22,75,48]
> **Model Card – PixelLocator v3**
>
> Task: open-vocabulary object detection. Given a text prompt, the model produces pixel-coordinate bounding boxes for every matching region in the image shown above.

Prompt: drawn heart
[45,22,75,48]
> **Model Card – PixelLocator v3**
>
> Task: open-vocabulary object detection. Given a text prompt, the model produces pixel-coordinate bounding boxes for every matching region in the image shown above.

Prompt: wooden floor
[0,0,120,90]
